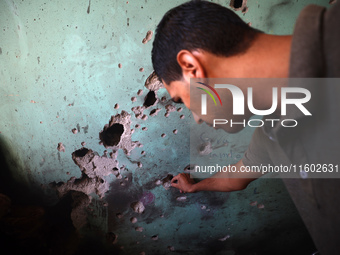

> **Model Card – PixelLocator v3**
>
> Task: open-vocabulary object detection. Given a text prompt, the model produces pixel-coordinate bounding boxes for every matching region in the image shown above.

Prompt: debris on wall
[176,196,187,201]
[161,174,173,190]
[130,217,138,223]
[144,71,164,91]
[142,30,153,44]
[131,201,145,213]
[57,142,65,152]
[183,164,196,173]
[218,235,230,242]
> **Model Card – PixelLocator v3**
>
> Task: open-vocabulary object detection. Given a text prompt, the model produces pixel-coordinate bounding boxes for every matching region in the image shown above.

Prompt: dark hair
[152,0,261,84]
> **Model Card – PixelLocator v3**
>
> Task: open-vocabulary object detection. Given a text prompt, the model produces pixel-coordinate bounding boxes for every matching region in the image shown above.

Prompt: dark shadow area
[0,137,120,254]
[230,0,244,9]
[143,90,157,108]
[73,147,90,158]
[100,123,124,147]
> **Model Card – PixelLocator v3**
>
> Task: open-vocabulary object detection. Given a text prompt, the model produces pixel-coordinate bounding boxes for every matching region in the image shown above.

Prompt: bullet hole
[135,226,143,232]
[74,148,89,157]
[57,142,65,152]
[142,127,147,131]
[87,0,91,14]
[180,115,185,119]
[72,128,78,134]
[143,90,156,108]
[141,151,145,155]
[249,201,257,206]
[139,67,144,72]
[161,133,166,138]
[116,213,123,218]
[184,164,196,173]
[137,89,143,96]
[135,124,140,129]
[161,96,166,102]
[177,107,183,112]
[131,96,137,102]
[118,63,122,68]
[257,203,265,209]
[100,123,124,146]
[130,217,138,223]
[114,103,119,109]
[150,108,161,117]
[173,129,178,134]
[106,232,117,244]
[81,141,86,146]
[151,235,158,240]
[230,0,243,9]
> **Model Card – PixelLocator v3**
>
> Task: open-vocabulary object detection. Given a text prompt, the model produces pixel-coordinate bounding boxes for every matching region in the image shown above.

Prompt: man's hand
[171,173,196,193]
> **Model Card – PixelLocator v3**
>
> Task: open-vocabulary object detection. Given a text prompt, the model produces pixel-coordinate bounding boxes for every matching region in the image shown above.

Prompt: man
[151,1,340,254]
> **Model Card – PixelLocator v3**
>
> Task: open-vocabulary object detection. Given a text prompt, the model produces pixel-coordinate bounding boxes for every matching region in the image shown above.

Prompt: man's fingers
[171,182,179,188]
[171,175,179,184]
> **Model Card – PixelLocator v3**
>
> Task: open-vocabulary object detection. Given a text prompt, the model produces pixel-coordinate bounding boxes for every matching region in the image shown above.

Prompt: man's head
[152,0,260,85]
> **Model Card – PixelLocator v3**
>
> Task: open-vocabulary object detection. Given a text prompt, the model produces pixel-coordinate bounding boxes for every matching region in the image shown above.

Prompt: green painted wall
[0,0,331,254]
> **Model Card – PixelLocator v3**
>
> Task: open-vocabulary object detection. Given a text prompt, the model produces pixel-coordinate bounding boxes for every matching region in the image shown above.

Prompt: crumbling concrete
[144,71,164,91]
[52,147,119,199]
[131,201,145,213]
[161,174,173,190]
[176,196,187,201]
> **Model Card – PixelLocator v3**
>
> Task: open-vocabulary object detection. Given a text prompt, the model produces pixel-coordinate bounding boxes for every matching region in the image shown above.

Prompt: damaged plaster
[99,110,141,155]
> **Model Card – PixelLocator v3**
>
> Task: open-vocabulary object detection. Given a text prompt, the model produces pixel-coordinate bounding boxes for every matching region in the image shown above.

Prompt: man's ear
[177,50,205,84]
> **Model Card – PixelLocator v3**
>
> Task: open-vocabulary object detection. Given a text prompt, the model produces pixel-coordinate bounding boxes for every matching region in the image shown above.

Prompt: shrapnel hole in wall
[230,0,244,9]
[73,148,89,157]
[143,90,157,107]
[100,123,124,146]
